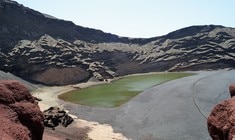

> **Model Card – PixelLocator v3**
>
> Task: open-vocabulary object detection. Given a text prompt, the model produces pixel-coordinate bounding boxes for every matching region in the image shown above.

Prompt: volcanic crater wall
[0,0,235,85]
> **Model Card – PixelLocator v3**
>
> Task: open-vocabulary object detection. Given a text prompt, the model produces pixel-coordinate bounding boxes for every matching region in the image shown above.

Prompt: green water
[59,73,194,108]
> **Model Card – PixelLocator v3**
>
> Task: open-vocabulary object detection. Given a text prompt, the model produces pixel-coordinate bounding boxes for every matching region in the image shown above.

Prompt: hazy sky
[16,0,235,38]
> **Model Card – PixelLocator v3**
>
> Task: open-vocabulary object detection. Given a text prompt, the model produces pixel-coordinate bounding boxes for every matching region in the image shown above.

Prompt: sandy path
[32,82,128,140]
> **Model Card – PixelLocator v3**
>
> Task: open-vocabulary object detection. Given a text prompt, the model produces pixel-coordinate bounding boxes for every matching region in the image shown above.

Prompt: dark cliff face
[0,0,235,85]
[0,0,133,52]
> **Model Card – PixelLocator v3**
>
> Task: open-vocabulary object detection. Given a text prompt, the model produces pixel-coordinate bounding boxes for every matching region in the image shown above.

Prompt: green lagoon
[59,73,194,108]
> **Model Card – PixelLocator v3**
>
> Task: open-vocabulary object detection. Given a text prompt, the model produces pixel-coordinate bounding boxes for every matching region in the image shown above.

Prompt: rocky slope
[0,80,44,140]
[0,0,235,85]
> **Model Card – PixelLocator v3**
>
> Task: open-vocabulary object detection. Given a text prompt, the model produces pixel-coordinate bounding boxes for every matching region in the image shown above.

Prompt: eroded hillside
[0,0,235,85]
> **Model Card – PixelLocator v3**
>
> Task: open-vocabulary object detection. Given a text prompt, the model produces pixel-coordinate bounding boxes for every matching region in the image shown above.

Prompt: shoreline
[34,71,186,108]
[32,71,199,140]
[32,81,129,140]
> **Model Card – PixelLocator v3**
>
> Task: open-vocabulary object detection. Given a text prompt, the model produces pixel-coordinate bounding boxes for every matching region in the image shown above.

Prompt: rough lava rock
[43,107,74,128]
[207,84,235,140]
[0,80,44,140]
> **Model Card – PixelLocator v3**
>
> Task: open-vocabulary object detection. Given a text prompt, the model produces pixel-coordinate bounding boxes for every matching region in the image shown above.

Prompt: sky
[15,0,235,38]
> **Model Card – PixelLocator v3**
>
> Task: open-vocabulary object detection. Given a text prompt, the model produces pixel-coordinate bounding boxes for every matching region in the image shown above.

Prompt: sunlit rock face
[207,84,235,140]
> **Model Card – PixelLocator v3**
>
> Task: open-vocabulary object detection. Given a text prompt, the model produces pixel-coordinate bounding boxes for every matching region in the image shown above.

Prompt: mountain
[0,0,235,85]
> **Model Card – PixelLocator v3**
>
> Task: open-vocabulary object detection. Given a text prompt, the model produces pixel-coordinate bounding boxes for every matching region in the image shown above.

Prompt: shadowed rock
[229,83,235,97]
[0,80,44,140]
[43,107,74,128]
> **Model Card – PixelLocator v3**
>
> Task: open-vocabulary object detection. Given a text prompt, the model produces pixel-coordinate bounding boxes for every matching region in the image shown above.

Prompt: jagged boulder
[207,84,235,140]
[0,80,44,140]
[43,107,74,128]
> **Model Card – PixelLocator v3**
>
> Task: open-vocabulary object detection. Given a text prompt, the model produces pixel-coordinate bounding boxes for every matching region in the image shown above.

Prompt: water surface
[59,73,194,108]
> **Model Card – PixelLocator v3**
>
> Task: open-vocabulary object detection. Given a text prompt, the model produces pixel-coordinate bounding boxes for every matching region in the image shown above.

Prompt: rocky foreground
[0,77,129,139]
[0,80,44,140]
[207,83,235,140]
[0,0,235,85]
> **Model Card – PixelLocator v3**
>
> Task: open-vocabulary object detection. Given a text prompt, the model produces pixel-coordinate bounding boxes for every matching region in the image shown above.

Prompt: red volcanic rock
[229,83,235,97]
[0,80,44,140]
[207,84,235,140]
